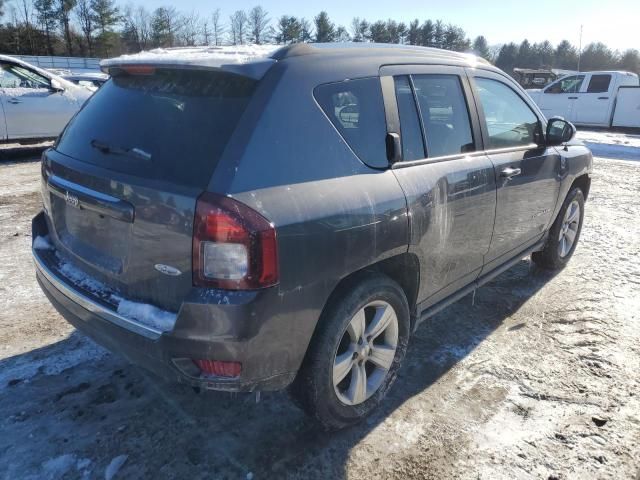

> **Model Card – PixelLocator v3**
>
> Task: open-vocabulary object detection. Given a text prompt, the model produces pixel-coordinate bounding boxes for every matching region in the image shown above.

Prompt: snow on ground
[0,131,638,479]
[576,129,640,161]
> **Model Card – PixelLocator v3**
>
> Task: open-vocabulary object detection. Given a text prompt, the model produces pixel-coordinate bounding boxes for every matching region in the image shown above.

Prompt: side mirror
[386,133,401,164]
[50,78,65,93]
[546,117,576,146]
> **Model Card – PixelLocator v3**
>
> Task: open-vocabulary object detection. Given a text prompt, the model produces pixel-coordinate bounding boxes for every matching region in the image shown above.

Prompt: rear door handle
[7,98,21,104]
[568,96,578,100]
[598,96,609,100]
[500,167,522,179]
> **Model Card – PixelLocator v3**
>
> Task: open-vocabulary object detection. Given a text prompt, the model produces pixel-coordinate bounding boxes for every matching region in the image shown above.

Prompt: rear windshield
[56,68,257,188]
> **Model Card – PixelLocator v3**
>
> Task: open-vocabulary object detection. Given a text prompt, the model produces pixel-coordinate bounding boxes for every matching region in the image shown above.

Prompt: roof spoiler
[100,47,279,80]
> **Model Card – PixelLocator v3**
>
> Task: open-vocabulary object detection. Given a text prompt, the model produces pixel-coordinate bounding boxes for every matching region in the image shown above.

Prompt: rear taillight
[194,359,242,378]
[193,192,278,290]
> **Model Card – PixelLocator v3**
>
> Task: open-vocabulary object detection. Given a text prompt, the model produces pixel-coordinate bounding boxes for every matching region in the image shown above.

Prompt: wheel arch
[571,173,591,200]
[296,252,420,378]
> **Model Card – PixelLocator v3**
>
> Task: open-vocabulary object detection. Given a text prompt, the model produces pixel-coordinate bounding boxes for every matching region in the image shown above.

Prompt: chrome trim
[391,143,542,169]
[33,248,163,340]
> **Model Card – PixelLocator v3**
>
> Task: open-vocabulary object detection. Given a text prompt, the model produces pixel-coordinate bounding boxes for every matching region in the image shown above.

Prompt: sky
[130,0,639,51]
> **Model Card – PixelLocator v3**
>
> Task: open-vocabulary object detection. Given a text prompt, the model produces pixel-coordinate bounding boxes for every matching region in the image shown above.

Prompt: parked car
[62,72,109,91]
[32,43,592,429]
[0,55,92,143]
[527,71,640,128]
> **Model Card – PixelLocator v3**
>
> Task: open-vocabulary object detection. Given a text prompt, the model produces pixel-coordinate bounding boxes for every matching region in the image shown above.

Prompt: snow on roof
[100,45,280,72]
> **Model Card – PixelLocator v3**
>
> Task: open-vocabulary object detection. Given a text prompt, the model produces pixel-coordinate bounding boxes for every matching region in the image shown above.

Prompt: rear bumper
[32,211,297,392]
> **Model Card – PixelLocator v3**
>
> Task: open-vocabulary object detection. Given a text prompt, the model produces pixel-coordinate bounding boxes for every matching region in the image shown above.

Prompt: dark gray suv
[32,43,592,429]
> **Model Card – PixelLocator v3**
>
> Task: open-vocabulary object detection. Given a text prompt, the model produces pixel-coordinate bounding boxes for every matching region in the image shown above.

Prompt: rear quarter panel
[209,59,409,374]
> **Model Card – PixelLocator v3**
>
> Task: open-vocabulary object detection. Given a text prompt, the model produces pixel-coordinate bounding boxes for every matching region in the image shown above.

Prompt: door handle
[7,98,21,104]
[568,96,578,100]
[500,167,522,179]
[597,96,609,100]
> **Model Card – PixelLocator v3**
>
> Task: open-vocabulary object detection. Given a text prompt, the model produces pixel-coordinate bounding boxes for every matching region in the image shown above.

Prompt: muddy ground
[0,134,639,479]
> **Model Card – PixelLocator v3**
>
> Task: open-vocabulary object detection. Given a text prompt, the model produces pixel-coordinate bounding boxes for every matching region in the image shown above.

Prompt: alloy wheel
[332,300,399,406]
[558,199,580,258]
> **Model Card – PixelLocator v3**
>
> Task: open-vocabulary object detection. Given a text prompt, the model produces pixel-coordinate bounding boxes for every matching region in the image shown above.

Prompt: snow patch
[115,298,176,332]
[47,252,176,333]
[104,455,128,480]
[576,130,640,161]
[41,454,77,478]
[102,44,279,70]
[0,336,107,387]
[58,259,109,297]
[33,235,54,250]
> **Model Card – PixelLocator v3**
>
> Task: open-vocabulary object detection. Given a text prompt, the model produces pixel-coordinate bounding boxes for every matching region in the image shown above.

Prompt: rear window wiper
[90,139,152,162]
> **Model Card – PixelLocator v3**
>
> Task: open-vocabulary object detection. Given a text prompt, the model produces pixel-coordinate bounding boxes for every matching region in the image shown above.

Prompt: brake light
[194,359,242,378]
[118,65,156,76]
[193,192,278,290]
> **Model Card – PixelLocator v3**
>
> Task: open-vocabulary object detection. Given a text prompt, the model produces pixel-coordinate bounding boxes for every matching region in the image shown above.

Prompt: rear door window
[586,74,612,93]
[314,77,388,168]
[412,74,475,157]
[56,68,257,188]
[394,76,425,161]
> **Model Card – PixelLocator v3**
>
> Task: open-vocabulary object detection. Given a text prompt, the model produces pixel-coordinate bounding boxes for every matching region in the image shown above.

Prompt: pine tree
[314,11,335,43]
[580,43,617,71]
[369,21,388,43]
[151,7,177,47]
[335,26,350,42]
[472,36,491,61]
[276,16,301,44]
[495,42,519,74]
[619,49,640,74]
[34,0,57,55]
[533,40,554,68]
[421,20,435,47]
[555,40,578,70]
[351,17,369,42]
[407,19,420,45]
[90,0,118,35]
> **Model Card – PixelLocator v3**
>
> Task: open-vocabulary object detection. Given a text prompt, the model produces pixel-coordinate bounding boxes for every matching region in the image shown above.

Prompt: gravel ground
[0,135,639,479]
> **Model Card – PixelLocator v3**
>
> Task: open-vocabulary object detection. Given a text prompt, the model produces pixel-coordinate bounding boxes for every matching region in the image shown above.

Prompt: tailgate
[40,67,259,311]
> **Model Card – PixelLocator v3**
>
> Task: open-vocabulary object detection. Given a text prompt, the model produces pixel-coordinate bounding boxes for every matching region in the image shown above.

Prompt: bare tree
[229,10,247,45]
[201,19,211,45]
[179,11,200,46]
[17,0,35,52]
[247,5,270,44]
[134,6,151,49]
[57,0,77,55]
[75,0,94,55]
[211,8,225,46]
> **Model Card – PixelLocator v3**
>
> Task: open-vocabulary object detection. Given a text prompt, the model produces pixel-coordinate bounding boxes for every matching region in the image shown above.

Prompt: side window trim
[382,66,483,165]
[466,69,544,153]
[407,75,430,158]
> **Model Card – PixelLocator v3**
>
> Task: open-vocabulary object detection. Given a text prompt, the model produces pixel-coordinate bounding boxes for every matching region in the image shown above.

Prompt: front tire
[290,274,410,430]
[532,187,585,270]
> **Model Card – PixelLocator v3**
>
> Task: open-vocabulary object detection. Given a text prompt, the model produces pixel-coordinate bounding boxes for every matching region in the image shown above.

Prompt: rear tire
[290,274,410,430]
[532,187,585,270]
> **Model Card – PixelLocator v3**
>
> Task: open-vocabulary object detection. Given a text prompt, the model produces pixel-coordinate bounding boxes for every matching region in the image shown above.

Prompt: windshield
[56,68,257,188]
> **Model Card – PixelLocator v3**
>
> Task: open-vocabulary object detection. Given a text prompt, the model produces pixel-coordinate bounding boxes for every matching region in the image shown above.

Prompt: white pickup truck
[528,71,640,128]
